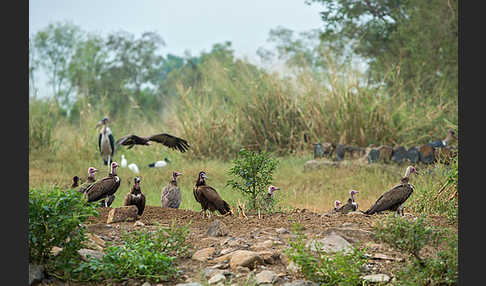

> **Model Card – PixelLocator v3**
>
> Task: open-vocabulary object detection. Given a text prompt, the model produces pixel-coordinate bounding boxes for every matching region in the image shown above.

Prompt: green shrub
[374,215,458,285]
[284,224,367,285]
[73,221,191,282]
[29,188,99,270]
[227,148,279,212]
[29,98,60,152]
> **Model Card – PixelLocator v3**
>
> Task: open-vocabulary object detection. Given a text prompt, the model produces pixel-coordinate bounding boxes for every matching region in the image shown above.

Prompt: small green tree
[227,148,279,212]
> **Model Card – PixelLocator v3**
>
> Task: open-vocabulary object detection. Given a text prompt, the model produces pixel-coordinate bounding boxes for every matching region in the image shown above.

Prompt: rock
[175,283,203,286]
[220,248,235,256]
[377,145,393,163]
[255,270,278,284]
[361,273,391,283]
[203,268,228,279]
[228,250,264,269]
[106,206,138,224]
[321,227,374,243]
[304,159,339,171]
[208,273,226,284]
[368,149,380,163]
[276,228,289,234]
[306,233,353,254]
[282,280,318,286]
[286,261,301,273]
[141,282,151,286]
[210,263,229,269]
[258,251,280,264]
[207,220,229,237]
[406,146,420,164]
[29,263,44,286]
[78,248,104,261]
[392,146,408,164]
[419,144,435,164]
[236,266,250,273]
[192,247,216,262]
[134,220,145,227]
[346,211,365,216]
[83,232,105,251]
[252,240,274,250]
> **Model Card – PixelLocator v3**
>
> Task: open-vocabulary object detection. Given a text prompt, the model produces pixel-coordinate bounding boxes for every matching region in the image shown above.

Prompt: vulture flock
[69,116,445,220]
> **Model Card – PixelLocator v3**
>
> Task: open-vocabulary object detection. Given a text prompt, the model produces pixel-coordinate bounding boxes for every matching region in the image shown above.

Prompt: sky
[29,0,326,97]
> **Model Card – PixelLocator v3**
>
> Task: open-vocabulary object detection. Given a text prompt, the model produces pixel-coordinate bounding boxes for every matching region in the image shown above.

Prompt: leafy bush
[29,98,60,152]
[284,224,367,285]
[29,188,99,269]
[73,221,191,282]
[227,148,279,212]
[374,215,458,285]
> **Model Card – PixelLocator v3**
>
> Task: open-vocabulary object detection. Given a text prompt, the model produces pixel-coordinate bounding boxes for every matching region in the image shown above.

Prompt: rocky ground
[33,206,456,286]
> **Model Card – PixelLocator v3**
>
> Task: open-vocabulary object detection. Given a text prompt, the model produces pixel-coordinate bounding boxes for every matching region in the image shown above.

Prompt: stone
[377,145,393,163]
[236,266,250,273]
[419,144,435,164]
[368,149,380,163]
[346,211,365,216]
[228,250,264,269]
[192,247,216,262]
[392,146,408,164]
[29,263,44,286]
[134,220,145,227]
[282,280,318,286]
[106,206,138,224]
[321,227,374,243]
[276,227,289,234]
[255,270,278,284]
[306,233,353,254]
[175,283,203,286]
[208,273,226,284]
[82,233,105,251]
[252,240,274,250]
[361,273,391,283]
[141,282,151,286]
[406,146,420,164]
[207,219,229,237]
[258,251,280,264]
[78,248,104,261]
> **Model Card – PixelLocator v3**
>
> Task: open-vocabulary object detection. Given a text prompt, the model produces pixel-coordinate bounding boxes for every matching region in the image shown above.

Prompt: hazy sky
[29,0,324,62]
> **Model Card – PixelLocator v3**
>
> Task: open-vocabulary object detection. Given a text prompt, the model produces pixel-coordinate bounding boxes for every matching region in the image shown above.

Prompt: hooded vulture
[96,117,115,166]
[123,176,146,215]
[336,190,359,214]
[193,171,231,218]
[265,185,280,205]
[364,166,418,216]
[77,167,98,194]
[84,162,121,207]
[161,171,183,209]
[429,129,457,148]
[71,176,80,188]
[333,200,342,212]
[115,133,190,153]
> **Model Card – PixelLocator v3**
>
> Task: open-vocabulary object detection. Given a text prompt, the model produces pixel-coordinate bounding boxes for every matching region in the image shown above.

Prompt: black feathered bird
[193,171,231,218]
[123,176,146,216]
[115,133,190,153]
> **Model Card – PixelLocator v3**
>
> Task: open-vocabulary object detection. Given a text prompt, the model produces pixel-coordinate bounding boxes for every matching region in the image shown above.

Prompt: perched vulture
[337,190,359,214]
[77,167,98,194]
[123,177,146,215]
[429,129,457,148]
[148,157,171,168]
[364,166,418,216]
[96,117,115,166]
[71,176,80,188]
[121,154,127,168]
[333,200,342,212]
[265,185,280,205]
[161,171,183,209]
[193,171,231,218]
[84,162,121,207]
[115,133,190,153]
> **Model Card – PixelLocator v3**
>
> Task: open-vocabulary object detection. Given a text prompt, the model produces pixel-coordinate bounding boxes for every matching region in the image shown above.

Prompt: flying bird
[364,166,418,216]
[123,176,146,216]
[161,171,183,209]
[96,117,115,166]
[148,157,171,168]
[77,167,98,194]
[193,171,231,218]
[84,162,121,207]
[115,133,190,153]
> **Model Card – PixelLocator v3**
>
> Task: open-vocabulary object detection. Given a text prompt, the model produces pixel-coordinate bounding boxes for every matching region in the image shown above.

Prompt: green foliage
[29,97,62,152]
[227,149,279,212]
[374,215,458,285]
[28,188,99,267]
[284,224,367,285]
[74,221,191,282]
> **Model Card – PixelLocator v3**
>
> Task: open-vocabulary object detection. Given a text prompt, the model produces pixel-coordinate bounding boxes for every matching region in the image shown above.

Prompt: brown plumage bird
[336,190,359,214]
[115,133,190,153]
[364,166,418,216]
[123,177,146,215]
[72,176,80,188]
[161,171,182,209]
[84,162,121,207]
[77,167,98,193]
[193,171,232,218]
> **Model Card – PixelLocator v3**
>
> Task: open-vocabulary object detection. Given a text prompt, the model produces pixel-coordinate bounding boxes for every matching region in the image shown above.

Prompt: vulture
[364,166,418,216]
[336,190,359,214]
[429,129,457,148]
[333,200,342,212]
[77,167,98,194]
[123,176,146,215]
[148,157,171,168]
[265,185,280,205]
[161,171,183,208]
[193,171,232,218]
[121,154,128,168]
[71,176,80,188]
[115,133,190,153]
[96,117,115,166]
[84,162,121,207]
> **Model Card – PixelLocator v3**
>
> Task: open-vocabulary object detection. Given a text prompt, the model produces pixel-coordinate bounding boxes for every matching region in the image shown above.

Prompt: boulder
[321,227,374,243]
[175,283,203,286]
[255,270,278,285]
[377,145,393,163]
[361,273,391,283]
[106,206,138,224]
[29,263,44,286]
[406,146,420,164]
[306,233,353,254]
[252,240,274,250]
[391,146,408,164]
[192,247,216,262]
[78,248,104,261]
[368,149,380,163]
[419,144,435,164]
[208,273,226,285]
[228,250,264,269]
[207,220,229,237]
[258,251,281,264]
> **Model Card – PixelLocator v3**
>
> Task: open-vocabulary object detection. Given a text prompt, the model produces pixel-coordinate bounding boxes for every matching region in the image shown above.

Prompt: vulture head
[111,161,119,174]
[349,189,359,200]
[72,176,80,185]
[334,200,341,209]
[446,129,458,142]
[267,185,280,196]
[197,171,208,184]
[173,171,183,180]
[134,176,141,185]
[96,117,109,127]
[88,166,98,176]
[404,165,418,178]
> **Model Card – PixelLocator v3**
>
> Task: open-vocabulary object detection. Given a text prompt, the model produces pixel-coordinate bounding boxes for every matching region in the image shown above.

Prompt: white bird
[148,157,171,168]
[121,154,127,168]
[128,163,140,174]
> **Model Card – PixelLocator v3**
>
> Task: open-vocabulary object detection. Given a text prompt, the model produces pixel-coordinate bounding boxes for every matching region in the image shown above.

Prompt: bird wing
[98,133,102,153]
[147,133,190,153]
[85,176,120,202]
[109,133,115,156]
[137,193,146,215]
[199,185,230,214]
[115,134,147,147]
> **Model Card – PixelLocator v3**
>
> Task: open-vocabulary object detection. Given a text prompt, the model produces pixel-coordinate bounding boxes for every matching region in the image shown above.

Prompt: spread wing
[148,133,190,153]
[115,134,148,148]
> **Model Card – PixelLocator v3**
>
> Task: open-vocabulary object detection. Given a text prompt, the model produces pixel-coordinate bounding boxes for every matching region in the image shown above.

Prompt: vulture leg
[207,211,212,219]
[105,199,108,208]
